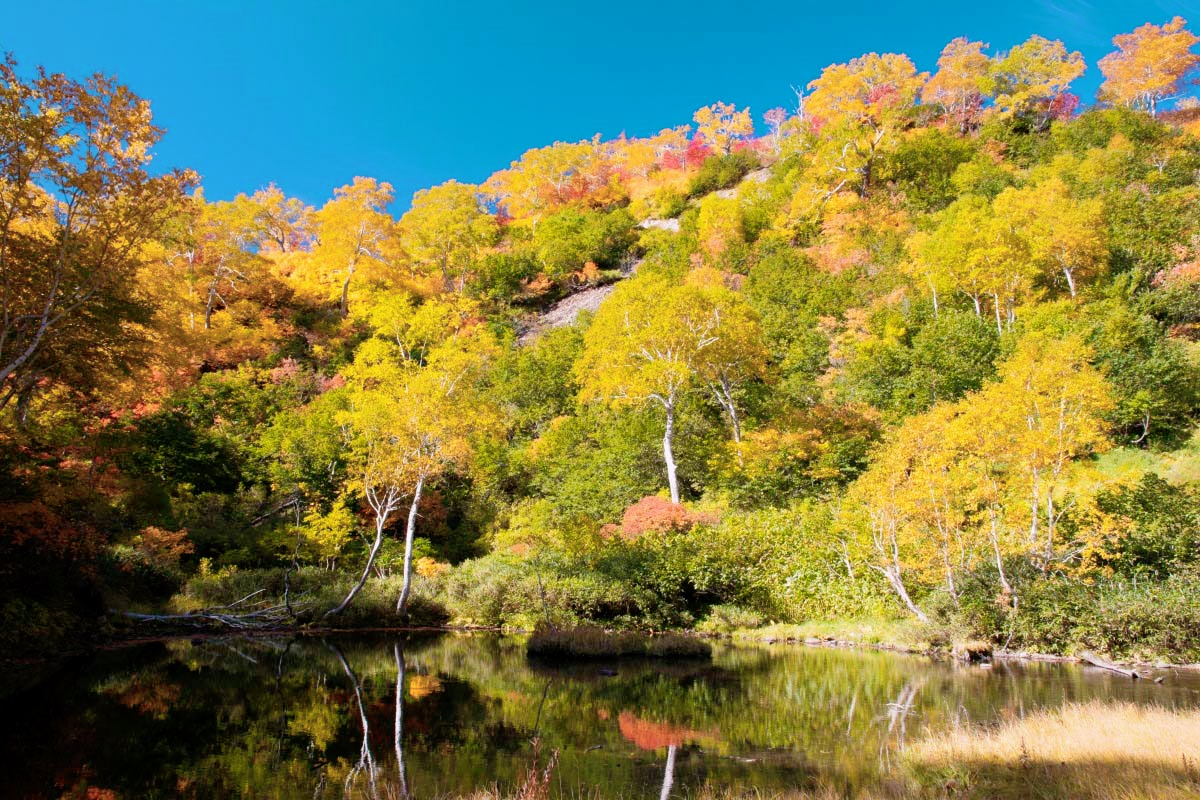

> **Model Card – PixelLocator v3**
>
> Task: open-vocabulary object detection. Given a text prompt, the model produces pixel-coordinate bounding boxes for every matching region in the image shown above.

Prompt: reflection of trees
[394,643,409,800]
[879,678,925,771]
[329,641,379,799]
[11,633,1195,799]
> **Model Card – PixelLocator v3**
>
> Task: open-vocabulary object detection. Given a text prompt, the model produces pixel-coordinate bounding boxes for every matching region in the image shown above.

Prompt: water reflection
[4,633,1200,799]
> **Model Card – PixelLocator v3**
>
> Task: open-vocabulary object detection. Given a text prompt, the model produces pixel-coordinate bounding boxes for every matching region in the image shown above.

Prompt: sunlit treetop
[1098,16,1200,117]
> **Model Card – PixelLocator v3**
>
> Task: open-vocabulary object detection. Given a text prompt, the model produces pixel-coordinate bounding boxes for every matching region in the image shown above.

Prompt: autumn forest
[4,18,1200,662]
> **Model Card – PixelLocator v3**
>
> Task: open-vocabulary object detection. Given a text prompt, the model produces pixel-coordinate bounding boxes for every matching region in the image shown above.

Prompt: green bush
[930,563,1200,662]
[687,151,760,198]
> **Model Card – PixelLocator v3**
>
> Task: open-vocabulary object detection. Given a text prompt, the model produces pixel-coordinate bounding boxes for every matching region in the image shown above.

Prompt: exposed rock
[744,167,772,183]
[517,283,618,345]
[638,217,680,232]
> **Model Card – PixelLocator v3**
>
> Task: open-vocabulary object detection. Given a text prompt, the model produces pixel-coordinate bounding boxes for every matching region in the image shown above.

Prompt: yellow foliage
[1099,17,1200,116]
[415,556,449,578]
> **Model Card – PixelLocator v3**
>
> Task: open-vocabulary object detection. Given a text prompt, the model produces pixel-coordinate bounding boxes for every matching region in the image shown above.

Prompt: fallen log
[1080,651,1140,679]
[112,600,312,631]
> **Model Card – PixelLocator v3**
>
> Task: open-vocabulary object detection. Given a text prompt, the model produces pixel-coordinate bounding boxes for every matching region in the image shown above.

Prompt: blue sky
[3,1,1198,210]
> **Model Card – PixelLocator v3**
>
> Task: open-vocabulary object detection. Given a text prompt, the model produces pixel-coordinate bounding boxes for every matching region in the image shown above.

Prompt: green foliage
[175,566,448,627]
[943,565,1200,662]
[119,410,244,494]
[470,248,540,301]
[527,406,666,521]
[489,325,584,439]
[532,207,637,279]
[745,244,856,402]
[895,310,1002,415]
[877,128,976,212]
[1095,473,1200,577]
[1085,303,1200,446]
[695,604,768,633]
[687,150,760,198]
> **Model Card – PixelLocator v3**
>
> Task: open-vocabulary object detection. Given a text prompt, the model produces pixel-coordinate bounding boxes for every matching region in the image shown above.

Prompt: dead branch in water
[1080,651,1141,679]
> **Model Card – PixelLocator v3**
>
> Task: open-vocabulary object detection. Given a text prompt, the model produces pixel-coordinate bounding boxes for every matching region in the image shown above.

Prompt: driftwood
[1080,651,1140,679]
[113,589,310,630]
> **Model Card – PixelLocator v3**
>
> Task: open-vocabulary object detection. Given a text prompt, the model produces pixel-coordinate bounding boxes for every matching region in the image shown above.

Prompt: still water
[4,632,1199,798]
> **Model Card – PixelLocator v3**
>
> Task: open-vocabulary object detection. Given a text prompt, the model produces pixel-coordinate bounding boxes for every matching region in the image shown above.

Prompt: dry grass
[908,700,1200,799]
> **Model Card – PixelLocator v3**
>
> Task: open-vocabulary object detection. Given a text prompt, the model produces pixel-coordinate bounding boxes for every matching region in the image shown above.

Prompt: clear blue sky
[3,1,1197,210]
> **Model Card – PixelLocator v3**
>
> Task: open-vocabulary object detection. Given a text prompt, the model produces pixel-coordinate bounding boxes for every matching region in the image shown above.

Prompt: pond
[4,632,1199,798]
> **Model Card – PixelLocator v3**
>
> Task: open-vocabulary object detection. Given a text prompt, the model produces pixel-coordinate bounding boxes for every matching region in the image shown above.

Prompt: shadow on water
[3,632,1200,799]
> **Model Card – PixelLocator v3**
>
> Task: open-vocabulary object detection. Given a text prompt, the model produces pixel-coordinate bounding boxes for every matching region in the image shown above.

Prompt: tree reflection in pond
[4,632,1200,799]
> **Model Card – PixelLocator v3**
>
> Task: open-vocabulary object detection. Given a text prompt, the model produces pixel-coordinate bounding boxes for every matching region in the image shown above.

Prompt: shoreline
[9,617,1200,678]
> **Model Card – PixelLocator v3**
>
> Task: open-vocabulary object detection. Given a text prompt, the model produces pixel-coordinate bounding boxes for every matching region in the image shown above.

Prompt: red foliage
[866,83,899,110]
[268,357,301,383]
[0,501,105,573]
[684,136,713,169]
[618,496,718,540]
[135,527,194,569]
[1048,92,1080,121]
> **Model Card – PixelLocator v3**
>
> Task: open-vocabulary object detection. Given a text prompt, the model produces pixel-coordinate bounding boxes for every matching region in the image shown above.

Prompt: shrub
[687,151,760,198]
[933,563,1200,661]
[619,496,717,539]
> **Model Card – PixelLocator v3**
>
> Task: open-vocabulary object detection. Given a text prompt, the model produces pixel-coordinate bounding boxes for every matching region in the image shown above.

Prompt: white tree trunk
[396,474,425,614]
[327,486,399,617]
[663,403,680,504]
[659,744,677,800]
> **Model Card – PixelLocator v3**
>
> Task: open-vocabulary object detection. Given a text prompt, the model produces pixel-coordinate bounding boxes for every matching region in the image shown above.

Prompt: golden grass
[908,700,1200,799]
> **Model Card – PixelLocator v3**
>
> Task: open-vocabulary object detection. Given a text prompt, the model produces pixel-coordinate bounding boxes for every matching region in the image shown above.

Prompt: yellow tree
[911,194,1036,328]
[692,102,754,154]
[357,291,477,364]
[575,275,764,503]
[985,35,1085,122]
[483,138,599,222]
[993,177,1107,297]
[841,431,932,623]
[329,328,498,616]
[684,269,769,444]
[236,183,314,254]
[1099,17,1200,117]
[843,401,982,617]
[804,53,928,196]
[399,180,497,293]
[695,195,744,260]
[922,38,991,132]
[980,332,1113,571]
[310,177,399,316]
[0,56,192,413]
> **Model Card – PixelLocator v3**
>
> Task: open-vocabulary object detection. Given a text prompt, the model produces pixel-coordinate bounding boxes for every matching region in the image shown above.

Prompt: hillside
[4,20,1200,661]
